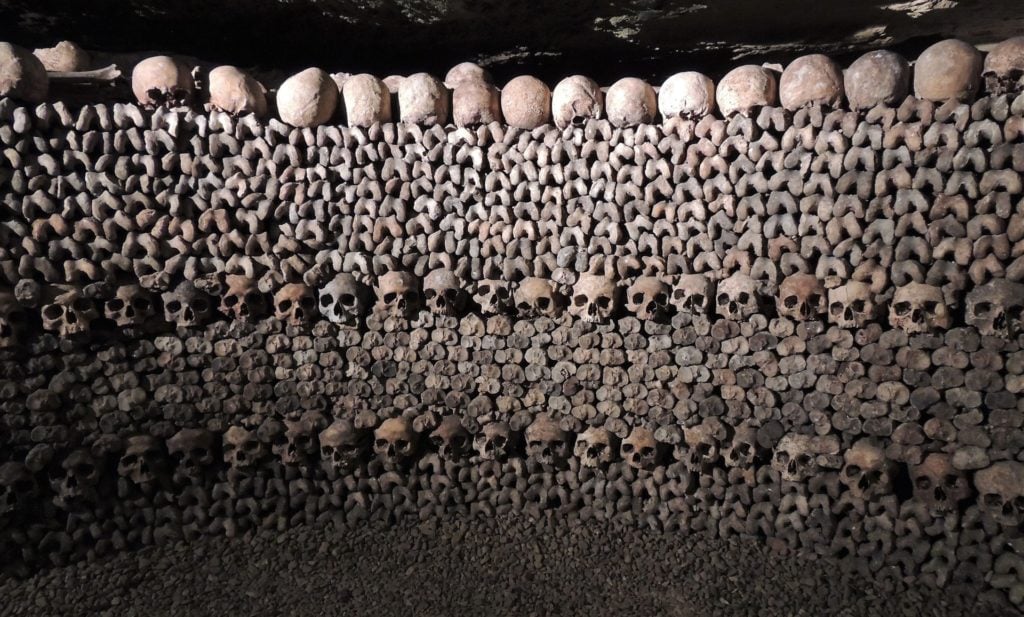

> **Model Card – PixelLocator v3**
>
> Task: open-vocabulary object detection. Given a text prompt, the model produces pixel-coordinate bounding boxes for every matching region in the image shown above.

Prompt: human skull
[551,75,604,128]
[500,75,551,129]
[430,416,471,460]
[342,73,392,127]
[0,290,29,348]
[319,273,372,326]
[117,435,166,486]
[374,416,418,466]
[910,453,972,516]
[965,279,1024,337]
[278,413,326,466]
[723,422,764,469]
[276,67,338,128]
[716,65,778,116]
[274,283,316,326]
[473,421,514,461]
[398,73,449,126]
[105,284,158,328]
[605,77,658,127]
[671,274,714,316]
[0,42,48,103]
[525,415,571,466]
[207,65,267,117]
[974,461,1024,526]
[376,271,423,319]
[777,274,826,322]
[715,272,760,321]
[514,277,561,318]
[41,287,98,337]
[659,72,716,119]
[424,269,467,317]
[621,426,659,471]
[772,433,840,483]
[0,461,37,516]
[574,426,617,469]
[889,283,951,334]
[680,418,730,473]
[223,425,266,471]
[444,62,492,89]
[913,39,983,102]
[219,275,268,322]
[50,450,99,511]
[319,419,365,474]
[162,281,215,329]
[983,36,1024,94]
[840,439,896,501]
[779,54,844,110]
[626,277,671,321]
[828,281,876,329]
[844,49,911,109]
[452,81,502,126]
[131,55,194,108]
[167,428,216,483]
[473,279,513,315]
[571,274,619,324]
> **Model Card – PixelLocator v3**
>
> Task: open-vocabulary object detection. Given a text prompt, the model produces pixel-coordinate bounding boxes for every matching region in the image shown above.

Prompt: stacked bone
[2,37,1024,604]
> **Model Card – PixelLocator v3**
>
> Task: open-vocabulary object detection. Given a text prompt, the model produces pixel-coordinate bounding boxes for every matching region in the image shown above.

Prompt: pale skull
[430,416,471,460]
[473,421,514,461]
[772,433,840,483]
[320,419,365,474]
[514,277,561,318]
[424,269,467,317]
[117,435,166,486]
[473,279,513,315]
[840,439,896,501]
[162,281,216,329]
[376,271,423,319]
[223,425,267,471]
[965,279,1024,338]
[983,36,1024,95]
[276,67,338,128]
[605,77,658,127]
[671,274,714,316]
[208,65,267,117]
[659,71,716,119]
[723,422,763,469]
[889,283,951,334]
[621,426,659,471]
[975,461,1024,526]
[374,417,418,466]
[525,415,571,465]
[716,272,760,321]
[220,275,268,322]
[342,73,393,127]
[779,54,844,111]
[105,284,158,328]
[500,75,551,130]
[828,281,876,329]
[274,283,317,326]
[777,274,827,322]
[319,273,372,326]
[574,426,617,469]
[167,428,216,482]
[844,49,910,109]
[42,287,98,337]
[716,65,778,116]
[913,39,983,103]
[131,55,194,108]
[551,75,604,128]
[910,453,972,516]
[626,277,671,321]
[571,274,618,324]
[680,418,730,473]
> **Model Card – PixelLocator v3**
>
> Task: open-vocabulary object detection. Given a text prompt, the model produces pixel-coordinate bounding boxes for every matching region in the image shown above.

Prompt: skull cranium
[965,279,1024,337]
[974,461,1024,526]
[473,421,514,461]
[574,426,618,469]
[910,453,972,516]
[777,274,827,322]
[430,416,471,460]
[274,283,317,326]
[671,274,714,316]
[716,272,760,321]
[828,281,876,329]
[889,283,951,334]
[424,269,467,317]
[376,271,423,319]
[42,287,98,338]
[514,278,562,318]
[319,273,372,326]
[840,439,896,501]
[162,281,216,329]
[220,275,268,322]
[626,277,671,321]
[374,416,418,466]
[571,274,619,324]
[621,426,660,471]
[525,415,571,466]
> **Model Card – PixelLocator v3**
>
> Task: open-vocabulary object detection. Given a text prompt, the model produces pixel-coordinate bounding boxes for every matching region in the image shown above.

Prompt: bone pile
[2,36,1024,604]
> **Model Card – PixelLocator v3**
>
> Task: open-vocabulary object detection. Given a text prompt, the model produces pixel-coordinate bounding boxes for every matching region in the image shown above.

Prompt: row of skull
[4,271,1021,343]
[4,37,1024,127]
[3,416,1020,526]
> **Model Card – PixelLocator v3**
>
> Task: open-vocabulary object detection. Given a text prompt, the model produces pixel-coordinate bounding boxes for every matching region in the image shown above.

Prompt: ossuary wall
[2,91,1024,603]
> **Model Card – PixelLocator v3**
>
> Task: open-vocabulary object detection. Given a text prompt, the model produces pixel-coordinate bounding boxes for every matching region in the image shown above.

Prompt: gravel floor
[1,515,1018,617]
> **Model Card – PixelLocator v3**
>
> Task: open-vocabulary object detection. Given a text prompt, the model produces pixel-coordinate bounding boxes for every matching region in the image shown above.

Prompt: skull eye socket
[339,293,356,306]
[632,293,645,305]
[320,294,334,307]
[783,295,799,308]
[278,300,292,312]
[536,297,550,310]
[1008,305,1023,319]
[75,463,95,475]
[491,436,506,447]
[673,288,685,299]
[424,289,437,300]
[72,298,91,311]
[775,451,790,464]
[597,296,611,309]
[622,443,634,453]
[808,294,821,306]
[134,297,151,310]
[829,302,843,316]
[914,476,932,490]
[796,455,811,466]
[691,294,705,307]
[984,493,1003,506]
[717,293,729,306]
[655,292,668,305]
[166,300,182,313]
[374,438,388,449]
[14,479,34,492]
[496,288,510,300]
[737,292,750,304]
[923,301,938,312]
[974,301,992,315]
[851,300,865,312]
[573,294,587,307]
[224,296,239,307]
[43,304,63,319]
[477,284,491,296]
[383,293,397,304]
[193,298,209,312]
[107,298,125,311]
[943,474,961,487]
[845,465,862,477]
[894,301,911,316]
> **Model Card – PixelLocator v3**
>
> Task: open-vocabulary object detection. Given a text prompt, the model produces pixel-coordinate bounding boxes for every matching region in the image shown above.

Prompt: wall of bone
[3,37,1024,604]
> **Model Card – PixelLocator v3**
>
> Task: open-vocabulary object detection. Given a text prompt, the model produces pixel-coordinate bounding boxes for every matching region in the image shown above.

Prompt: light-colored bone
[844,49,910,109]
[276,67,338,128]
[500,75,551,129]
[551,75,603,129]
[0,42,48,103]
[779,54,843,110]
[207,65,267,117]
[913,39,983,102]
[342,73,392,127]
[659,72,715,120]
[717,65,777,116]
[606,77,657,127]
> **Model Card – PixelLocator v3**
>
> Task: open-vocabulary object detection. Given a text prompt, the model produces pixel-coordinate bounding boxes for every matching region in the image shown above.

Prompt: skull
[398,72,449,126]
[452,81,502,127]
[162,281,216,329]
[444,62,493,89]
[104,284,158,328]
[131,55,194,108]
[319,419,366,474]
[772,433,840,483]
[525,415,571,466]
[680,418,730,473]
[983,36,1024,95]
[779,54,844,111]
[473,421,514,461]
[207,65,267,117]
[840,439,896,501]
[319,273,372,326]
[424,269,468,317]
[514,277,561,318]
[975,461,1024,526]
[605,77,658,127]
[220,275,268,322]
[223,425,267,471]
[889,283,951,334]
[551,75,604,129]
[0,42,48,103]
[574,426,618,469]
[0,461,37,517]
[716,65,778,116]
[500,75,551,130]
[430,416,471,460]
[659,71,716,120]
[913,39,983,103]
[571,274,619,324]
[626,277,671,321]
[671,274,714,316]
[910,453,972,516]
[723,422,764,469]
[117,435,166,486]
[50,450,99,510]
[777,274,827,322]
[374,417,419,466]
[966,279,1024,337]
[276,67,338,128]
[844,49,911,109]
[264,413,325,466]
[828,281,877,329]
[274,283,316,326]
[0,290,29,348]
[42,287,98,337]
[715,272,760,321]
[341,73,392,127]
[375,271,423,319]
[473,279,513,315]
[167,428,216,482]
[621,426,659,471]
